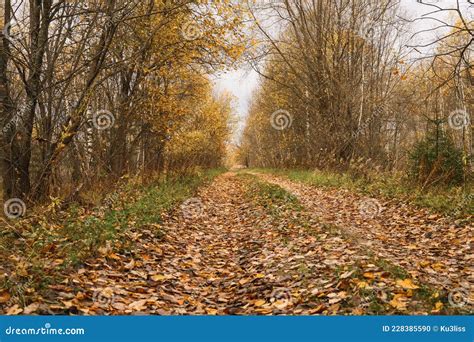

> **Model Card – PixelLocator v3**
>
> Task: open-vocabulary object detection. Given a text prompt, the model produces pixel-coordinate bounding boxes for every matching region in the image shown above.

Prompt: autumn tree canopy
[0,0,247,202]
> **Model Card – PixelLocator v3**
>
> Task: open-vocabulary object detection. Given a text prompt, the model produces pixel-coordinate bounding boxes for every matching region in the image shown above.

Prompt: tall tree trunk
[1,0,52,200]
[0,0,20,200]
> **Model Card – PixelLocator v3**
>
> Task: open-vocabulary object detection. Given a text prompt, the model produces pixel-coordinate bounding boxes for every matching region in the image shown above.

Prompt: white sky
[212,0,471,139]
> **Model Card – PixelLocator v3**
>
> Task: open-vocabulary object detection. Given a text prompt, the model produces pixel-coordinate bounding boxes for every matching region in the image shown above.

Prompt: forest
[0,0,472,316]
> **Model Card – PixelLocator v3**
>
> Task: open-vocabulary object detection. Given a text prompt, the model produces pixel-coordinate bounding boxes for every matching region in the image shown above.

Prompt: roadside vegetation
[236,1,472,216]
[250,168,473,217]
[0,169,225,310]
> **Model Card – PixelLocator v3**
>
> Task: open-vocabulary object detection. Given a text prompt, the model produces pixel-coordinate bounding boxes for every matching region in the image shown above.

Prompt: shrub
[409,130,464,186]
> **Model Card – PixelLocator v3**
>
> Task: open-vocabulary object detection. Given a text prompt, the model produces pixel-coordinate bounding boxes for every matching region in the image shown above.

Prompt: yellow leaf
[396,279,419,290]
[432,301,443,313]
[363,272,375,279]
[205,308,218,315]
[151,275,166,282]
[419,261,430,268]
[254,299,266,307]
[389,294,408,311]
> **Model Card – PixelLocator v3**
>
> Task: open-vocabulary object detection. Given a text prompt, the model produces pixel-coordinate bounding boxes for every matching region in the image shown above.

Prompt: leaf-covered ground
[1,172,472,315]
[254,172,472,291]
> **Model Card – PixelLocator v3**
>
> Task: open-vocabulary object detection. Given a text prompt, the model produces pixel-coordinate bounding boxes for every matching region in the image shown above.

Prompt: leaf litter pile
[1,172,472,315]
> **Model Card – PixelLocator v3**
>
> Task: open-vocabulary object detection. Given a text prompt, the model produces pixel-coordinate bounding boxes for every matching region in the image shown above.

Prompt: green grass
[374,258,409,280]
[240,173,303,217]
[61,168,226,264]
[0,168,225,297]
[239,172,455,314]
[250,168,472,217]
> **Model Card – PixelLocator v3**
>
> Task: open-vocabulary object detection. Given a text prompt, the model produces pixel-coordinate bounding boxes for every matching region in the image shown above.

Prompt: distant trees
[240,0,472,187]
[0,0,245,203]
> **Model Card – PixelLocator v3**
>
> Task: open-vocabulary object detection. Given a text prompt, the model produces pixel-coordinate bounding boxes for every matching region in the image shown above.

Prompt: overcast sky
[213,0,470,138]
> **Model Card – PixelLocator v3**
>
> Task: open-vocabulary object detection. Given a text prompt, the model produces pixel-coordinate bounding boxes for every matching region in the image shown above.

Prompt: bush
[409,130,464,186]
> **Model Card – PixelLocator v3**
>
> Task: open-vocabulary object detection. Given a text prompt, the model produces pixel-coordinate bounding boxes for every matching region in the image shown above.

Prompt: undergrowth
[0,168,225,299]
[251,168,472,217]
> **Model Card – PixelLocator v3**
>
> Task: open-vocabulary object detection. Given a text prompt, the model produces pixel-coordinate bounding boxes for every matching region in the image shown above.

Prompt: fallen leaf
[389,294,408,311]
[0,291,11,304]
[150,275,166,282]
[308,304,326,314]
[396,279,419,290]
[6,305,23,315]
[340,270,355,279]
[273,300,289,310]
[432,301,443,313]
[23,302,40,314]
[239,278,251,285]
[124,259,135,270]
[205,308,218,315]
[128,299,147,311]
[363,272,375,279]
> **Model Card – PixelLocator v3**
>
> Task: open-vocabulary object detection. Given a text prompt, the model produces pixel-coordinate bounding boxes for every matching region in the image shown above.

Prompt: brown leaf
[23,302,40,314]
[124,259,135,270]
[6,305,23,315]
[128,299,148,311]
[0,291,11,304]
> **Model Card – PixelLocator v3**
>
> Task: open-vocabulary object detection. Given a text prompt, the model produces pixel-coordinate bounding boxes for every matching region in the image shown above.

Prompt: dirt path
[253,172,473,297]
[64,172,362,314]
[39,172,471,315]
